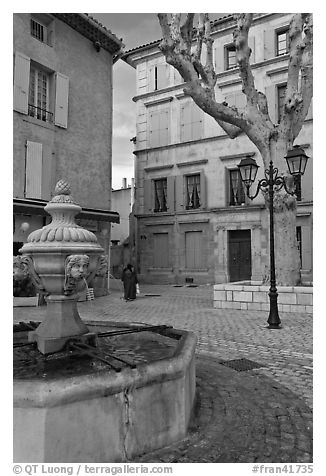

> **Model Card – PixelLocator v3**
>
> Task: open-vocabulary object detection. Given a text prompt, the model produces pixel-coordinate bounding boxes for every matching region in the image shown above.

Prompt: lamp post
[237,146,309,329]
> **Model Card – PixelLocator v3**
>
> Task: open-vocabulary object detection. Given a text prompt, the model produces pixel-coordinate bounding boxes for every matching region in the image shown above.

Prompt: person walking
[121,264,138,301]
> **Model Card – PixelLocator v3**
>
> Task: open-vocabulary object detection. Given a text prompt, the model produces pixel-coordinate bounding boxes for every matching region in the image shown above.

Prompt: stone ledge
[213,281,313,314]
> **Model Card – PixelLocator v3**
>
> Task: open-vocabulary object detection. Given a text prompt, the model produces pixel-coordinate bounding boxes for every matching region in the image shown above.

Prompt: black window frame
[153,178,168,213]
[186,174,201,210]
[276,27,290,56]
[225,44,237,70]
[229,169,246,206]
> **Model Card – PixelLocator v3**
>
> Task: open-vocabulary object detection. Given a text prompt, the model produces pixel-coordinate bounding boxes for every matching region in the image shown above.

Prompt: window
[180,101,202,142]
[31,18,45,42]
[225,44,237,70]
[229,169,245,206]
[277,84,287,123]
[296,226,302,267]
[28,66,53,123]
[151,64,169,91]
[186,175,201,209]
[14,51,69,128]
[30,14,54,46]
[154,179,167,212]
[276,28,289,56]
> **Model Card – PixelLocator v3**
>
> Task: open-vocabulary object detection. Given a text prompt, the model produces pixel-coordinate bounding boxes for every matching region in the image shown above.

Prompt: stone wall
[214,281,313,314]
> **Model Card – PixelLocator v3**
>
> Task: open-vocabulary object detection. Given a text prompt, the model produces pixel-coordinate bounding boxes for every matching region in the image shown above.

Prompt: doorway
[228,230,251,282]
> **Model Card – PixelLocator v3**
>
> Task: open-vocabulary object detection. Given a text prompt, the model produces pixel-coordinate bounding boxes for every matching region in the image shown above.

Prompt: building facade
[123,13,313,285]
[13,14,123,288]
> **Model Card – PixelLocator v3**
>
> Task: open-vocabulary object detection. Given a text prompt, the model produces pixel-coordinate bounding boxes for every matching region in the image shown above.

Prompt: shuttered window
[14,51,69,128]
[150,64,169,91]
[185,231,204,269]
[153,233,169,267]
[180,101,202,142]
[148,108,169,147]
[25,141,42,199]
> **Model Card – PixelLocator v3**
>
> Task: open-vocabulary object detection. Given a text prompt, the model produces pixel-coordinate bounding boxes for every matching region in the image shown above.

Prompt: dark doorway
[228,230,251,282]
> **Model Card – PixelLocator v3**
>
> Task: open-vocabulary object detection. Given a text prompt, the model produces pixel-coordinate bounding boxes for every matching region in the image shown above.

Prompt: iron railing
[28,104,53,123]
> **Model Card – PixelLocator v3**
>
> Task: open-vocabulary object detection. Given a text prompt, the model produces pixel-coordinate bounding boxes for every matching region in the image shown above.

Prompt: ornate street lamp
[238,146,309,329]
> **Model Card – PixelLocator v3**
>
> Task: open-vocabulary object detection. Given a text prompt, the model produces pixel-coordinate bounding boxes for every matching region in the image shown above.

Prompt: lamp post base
[267,290,281,329]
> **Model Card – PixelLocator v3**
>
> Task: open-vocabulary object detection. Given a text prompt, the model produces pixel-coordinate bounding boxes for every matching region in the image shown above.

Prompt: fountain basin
[14,322,197,462]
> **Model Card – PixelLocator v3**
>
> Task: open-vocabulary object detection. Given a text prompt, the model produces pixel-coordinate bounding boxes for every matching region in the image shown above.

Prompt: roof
[52,13,124,55]
[122,14,235,63]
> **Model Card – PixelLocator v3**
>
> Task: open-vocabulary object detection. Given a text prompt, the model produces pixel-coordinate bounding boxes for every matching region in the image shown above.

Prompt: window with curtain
[154,178,167,212]
[229,169,245,206]
[186,174,201,209]
[277,84,287,123]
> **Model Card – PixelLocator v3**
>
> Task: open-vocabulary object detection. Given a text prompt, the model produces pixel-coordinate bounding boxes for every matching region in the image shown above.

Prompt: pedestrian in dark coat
[121,264,138,301]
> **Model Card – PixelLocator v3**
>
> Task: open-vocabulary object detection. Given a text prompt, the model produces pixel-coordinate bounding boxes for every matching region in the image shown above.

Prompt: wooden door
[228,230,251,282]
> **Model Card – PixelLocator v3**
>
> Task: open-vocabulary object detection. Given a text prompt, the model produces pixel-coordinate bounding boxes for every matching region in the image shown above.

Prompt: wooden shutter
[25,141,42,198]
[200,171,207,209]
[159,109,169,146]
[248,36,255,64]
[54,72,69,128]
[157,64,169,89]
[175,175,185,212]
[166,176,175,212]
[191,104,202,140]
[143,179,153,213]
[215,44,225,72]
[186,231,203,269]
[13,52,30,114]
[148,66,155,92]
[149,110,160,147]
[153,233,169,267]
[265,85,276,123]
[180,102,192,142]
[264,29,275,60]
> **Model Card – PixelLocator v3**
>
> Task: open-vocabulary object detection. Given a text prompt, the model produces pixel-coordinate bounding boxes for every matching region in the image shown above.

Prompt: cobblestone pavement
[13,283,313,463]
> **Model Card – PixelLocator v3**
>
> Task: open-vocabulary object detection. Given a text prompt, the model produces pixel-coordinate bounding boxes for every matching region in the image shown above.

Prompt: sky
[91,13,226,190]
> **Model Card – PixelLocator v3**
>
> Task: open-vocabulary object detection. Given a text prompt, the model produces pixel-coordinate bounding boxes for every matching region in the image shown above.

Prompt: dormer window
[30,14,54,46]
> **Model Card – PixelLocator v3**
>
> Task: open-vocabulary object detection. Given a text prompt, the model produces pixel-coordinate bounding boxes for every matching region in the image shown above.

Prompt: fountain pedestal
[28,295,96,353]
[20,180,104,354]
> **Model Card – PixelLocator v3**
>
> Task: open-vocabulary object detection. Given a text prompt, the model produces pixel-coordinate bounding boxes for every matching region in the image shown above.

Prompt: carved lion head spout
[64,254,90,296]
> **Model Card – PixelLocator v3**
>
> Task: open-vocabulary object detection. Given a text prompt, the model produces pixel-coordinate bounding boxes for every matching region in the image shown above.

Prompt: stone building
[123,13,313,285]
[13,13,123,273]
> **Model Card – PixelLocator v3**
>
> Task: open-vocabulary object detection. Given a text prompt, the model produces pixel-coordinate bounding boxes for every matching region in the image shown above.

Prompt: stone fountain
[13,180,197,463]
